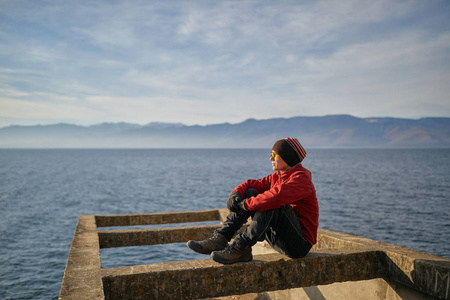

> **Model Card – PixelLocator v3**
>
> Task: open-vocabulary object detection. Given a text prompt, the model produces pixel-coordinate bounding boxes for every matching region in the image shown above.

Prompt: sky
[0,0,450,128]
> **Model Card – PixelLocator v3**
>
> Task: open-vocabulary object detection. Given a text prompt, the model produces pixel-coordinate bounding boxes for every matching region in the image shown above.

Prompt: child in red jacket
[187,137,319,264]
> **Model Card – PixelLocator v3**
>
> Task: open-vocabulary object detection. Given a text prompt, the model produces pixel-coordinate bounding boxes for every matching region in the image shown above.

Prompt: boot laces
[208,232,221,244]
[221,244,238,254]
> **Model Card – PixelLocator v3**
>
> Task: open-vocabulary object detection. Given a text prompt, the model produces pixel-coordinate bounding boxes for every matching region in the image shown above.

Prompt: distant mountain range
[1,115,449,148]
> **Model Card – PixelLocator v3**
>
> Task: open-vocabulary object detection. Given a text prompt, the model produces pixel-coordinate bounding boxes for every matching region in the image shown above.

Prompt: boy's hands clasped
[227,192,248,213]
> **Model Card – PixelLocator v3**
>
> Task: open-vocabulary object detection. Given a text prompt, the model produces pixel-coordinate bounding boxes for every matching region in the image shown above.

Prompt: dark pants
[217,188,312,259]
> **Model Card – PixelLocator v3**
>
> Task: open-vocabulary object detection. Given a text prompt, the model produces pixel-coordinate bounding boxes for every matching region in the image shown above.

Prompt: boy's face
[270,151,290,172]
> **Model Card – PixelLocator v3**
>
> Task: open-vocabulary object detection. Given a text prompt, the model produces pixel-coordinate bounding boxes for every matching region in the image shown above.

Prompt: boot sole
[210,251,253,264]
[187,240,228,255]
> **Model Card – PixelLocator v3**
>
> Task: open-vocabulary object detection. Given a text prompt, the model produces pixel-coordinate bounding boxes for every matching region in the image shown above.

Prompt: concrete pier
[59,209,450,299]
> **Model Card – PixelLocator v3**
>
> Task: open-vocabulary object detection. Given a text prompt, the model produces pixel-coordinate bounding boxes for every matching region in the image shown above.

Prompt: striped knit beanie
[272,137,307,166]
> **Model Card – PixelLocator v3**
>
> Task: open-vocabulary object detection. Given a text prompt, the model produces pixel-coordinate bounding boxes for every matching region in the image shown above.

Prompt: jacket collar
[277,163,302,176]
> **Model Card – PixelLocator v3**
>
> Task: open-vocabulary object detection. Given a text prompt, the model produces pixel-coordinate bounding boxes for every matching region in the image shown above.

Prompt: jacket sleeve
[244,171,315,211]
[233,174,272,197]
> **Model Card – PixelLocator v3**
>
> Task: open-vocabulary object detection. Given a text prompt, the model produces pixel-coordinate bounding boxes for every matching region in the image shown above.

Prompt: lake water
[0,148,449,299]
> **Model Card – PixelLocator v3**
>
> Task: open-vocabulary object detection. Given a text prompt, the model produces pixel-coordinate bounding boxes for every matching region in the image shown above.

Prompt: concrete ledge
[59,209,450,300]
[313,228,450,299]
[59,215,104,299]
[98,224,222,248]
[208,278,440,300]
[101,250,385,299]
[95,210,221,227]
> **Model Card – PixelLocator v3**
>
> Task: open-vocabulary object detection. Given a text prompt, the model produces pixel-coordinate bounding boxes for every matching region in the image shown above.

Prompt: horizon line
[2,114,450,129]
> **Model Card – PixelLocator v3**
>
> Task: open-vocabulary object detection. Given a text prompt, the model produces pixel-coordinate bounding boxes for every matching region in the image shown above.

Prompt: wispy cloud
[1,0,449,127]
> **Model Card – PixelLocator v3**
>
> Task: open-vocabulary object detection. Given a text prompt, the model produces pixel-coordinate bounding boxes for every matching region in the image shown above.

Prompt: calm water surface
[0,148,449,299]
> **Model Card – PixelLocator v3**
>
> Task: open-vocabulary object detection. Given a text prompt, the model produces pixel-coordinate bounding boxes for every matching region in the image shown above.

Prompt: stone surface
[59,209,450,300]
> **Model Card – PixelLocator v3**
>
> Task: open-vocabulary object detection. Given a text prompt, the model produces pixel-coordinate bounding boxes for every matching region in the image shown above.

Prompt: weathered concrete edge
[100,246,375,277]
[101,250,385,299]
[59,215,104,299]
[59,210,450,299]
[59,210,228,299]
[95,209,221,227]
[97,209,450,298]
[313,228,450,299]
[98,224,223,248]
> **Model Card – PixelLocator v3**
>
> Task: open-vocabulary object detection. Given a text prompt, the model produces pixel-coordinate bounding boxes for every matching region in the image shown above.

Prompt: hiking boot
[187,232,228,255]
[210,244,253,264]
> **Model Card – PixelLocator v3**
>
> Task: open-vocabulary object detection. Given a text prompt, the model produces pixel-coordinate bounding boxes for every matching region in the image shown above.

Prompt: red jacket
[233,164,319,245]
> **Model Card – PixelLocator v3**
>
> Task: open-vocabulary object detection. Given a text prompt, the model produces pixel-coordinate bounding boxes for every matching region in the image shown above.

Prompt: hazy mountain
[1,115,449,148]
